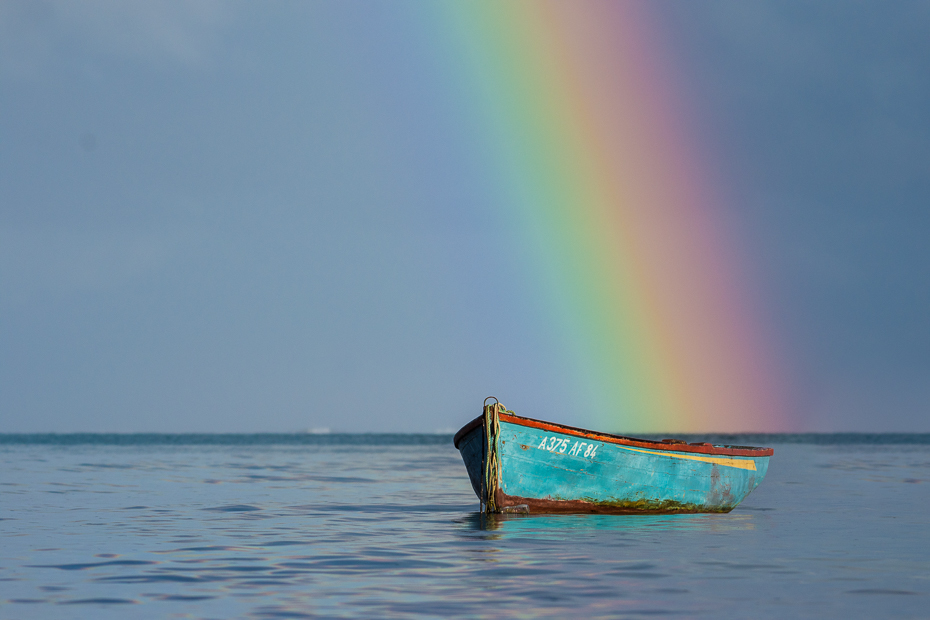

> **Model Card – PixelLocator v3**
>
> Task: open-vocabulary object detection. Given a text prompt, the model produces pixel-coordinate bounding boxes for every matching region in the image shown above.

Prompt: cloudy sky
[1,0,928,432]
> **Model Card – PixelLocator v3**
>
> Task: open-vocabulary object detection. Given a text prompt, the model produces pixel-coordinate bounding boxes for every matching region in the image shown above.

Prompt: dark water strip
[1,432,929,445]
[0,433,452,446]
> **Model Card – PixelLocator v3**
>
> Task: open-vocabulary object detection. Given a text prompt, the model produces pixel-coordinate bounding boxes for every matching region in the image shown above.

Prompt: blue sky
[1,1,928,432]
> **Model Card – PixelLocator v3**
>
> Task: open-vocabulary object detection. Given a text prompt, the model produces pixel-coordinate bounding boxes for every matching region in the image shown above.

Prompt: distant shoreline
[2,433,929,445]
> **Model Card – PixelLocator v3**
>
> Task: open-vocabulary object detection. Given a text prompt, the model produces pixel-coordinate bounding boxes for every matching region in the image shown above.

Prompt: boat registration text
[537,435,599,458]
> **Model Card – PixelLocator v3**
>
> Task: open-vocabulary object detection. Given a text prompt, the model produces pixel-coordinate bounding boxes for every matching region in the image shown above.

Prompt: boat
[454,398,773,514]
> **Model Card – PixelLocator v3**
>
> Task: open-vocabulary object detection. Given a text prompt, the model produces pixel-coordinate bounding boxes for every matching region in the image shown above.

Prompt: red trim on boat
[453,412,774,457]
[493,489,733,515]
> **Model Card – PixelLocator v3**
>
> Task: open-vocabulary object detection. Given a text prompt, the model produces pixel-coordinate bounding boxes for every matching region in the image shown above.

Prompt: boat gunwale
[453,412,774,457]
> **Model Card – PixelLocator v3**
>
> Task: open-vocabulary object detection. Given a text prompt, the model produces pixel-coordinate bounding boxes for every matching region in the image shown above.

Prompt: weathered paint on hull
[457,416,770,514]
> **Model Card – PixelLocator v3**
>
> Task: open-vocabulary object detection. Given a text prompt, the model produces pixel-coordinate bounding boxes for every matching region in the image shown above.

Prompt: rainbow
[430,1,787,432]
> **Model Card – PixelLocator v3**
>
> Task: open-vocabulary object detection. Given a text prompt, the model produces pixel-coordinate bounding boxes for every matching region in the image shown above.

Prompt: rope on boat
[482,397,507,515]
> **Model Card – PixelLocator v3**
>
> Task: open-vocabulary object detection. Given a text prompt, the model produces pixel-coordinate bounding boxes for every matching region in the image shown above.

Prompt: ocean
[1,434,928,619]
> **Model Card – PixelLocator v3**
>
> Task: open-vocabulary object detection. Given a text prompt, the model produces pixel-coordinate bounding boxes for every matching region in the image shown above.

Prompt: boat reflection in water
[454,399,773,516]
[456,511,760,535]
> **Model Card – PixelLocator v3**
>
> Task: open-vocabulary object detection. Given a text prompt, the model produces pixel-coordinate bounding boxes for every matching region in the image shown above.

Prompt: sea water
[1,434,928,619]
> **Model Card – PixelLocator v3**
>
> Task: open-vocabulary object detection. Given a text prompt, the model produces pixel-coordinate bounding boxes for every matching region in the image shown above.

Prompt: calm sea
[2,433,928,619]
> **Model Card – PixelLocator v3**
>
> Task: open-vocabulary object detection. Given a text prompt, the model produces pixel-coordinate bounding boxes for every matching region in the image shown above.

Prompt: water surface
[1,434,928,618]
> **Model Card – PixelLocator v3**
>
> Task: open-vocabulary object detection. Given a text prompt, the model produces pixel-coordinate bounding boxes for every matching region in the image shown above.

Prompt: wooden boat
[454,398,773,515]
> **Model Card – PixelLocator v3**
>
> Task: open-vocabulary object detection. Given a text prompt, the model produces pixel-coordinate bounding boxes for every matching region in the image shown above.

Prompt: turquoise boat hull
[454,411,772,514]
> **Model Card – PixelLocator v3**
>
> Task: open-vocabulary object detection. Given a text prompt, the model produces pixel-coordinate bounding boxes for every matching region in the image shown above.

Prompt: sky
[1,0,928,433]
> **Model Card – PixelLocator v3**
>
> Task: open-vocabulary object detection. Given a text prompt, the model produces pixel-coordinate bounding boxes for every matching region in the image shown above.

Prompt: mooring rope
[482,397,506,514]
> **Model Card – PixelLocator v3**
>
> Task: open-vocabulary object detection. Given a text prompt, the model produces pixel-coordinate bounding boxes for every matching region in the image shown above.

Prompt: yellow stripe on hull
[617,446,758,470]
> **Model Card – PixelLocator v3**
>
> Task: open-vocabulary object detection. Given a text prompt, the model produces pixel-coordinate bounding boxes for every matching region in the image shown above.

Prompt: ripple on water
[203,504,262,512]
[59,598,138,605]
